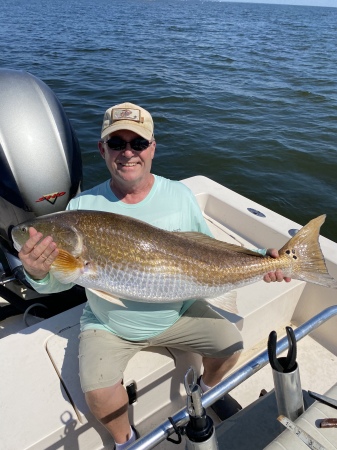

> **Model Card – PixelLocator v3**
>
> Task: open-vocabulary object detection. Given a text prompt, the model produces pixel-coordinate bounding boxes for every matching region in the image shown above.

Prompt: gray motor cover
[0,69,82,241]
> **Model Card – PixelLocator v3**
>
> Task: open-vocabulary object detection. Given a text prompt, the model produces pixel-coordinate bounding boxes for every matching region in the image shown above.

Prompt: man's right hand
[18,227,59,280]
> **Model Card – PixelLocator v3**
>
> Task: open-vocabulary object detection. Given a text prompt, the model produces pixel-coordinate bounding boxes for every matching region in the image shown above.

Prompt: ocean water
[1,0,337,241]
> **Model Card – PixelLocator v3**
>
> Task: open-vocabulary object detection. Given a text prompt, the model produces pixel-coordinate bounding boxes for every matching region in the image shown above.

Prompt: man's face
[99,129,156,186]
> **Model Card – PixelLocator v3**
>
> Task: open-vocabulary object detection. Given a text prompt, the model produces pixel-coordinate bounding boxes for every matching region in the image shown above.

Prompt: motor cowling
[0,69,82,242]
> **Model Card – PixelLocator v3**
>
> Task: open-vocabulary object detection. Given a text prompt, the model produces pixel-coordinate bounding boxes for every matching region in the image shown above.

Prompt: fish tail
[279,215,337,288]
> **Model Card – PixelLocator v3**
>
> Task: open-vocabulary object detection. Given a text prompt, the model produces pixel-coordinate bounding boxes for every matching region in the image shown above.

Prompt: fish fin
[174,232,261,256]
[51,249,84,283]
[279,215,337,288]
[206,291,238,314]
[87,288,127,307]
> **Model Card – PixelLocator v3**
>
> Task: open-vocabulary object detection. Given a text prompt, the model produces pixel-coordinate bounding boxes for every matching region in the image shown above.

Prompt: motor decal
[35,192,66,204]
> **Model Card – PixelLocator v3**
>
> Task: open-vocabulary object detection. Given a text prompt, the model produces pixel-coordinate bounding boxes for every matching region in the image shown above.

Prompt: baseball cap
[101,102,154,140]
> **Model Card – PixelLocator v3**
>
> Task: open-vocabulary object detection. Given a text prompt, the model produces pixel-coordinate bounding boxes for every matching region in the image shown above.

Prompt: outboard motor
[0,69,85,321]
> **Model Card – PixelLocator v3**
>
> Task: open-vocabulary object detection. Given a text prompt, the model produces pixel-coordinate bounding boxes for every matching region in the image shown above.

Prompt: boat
[1,70,337,450]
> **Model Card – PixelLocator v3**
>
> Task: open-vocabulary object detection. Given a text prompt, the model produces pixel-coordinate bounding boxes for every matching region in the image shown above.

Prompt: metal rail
[129,305,337,450]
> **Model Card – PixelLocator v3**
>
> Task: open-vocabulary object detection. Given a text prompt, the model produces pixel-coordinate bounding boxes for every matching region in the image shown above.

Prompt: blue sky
[223,0,336,6]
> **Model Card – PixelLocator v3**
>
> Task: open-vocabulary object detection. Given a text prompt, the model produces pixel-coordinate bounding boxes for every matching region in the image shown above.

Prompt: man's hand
[263,248,292,283]
[18,227,59,280]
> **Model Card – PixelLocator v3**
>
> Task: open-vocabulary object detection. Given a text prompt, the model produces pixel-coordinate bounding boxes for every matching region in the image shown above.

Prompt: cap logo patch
[112,108,141,123]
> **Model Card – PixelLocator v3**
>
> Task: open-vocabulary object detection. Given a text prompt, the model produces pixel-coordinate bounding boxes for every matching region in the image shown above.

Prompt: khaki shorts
[78,301,243,393]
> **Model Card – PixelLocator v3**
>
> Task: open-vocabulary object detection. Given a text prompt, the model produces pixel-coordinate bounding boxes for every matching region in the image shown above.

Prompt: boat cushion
[264,383,337,449]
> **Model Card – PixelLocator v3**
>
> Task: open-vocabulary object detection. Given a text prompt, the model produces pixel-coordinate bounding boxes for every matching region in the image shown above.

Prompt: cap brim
[101,122,153,141]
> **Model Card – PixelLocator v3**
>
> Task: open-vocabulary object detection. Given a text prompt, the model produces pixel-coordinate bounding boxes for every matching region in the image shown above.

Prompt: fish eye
[20,226,28,232]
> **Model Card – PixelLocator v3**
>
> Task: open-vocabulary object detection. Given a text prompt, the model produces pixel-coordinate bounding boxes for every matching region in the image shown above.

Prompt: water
[1,0,337,241]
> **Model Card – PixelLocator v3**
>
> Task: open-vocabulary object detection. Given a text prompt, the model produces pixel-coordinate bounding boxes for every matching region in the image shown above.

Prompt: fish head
[11,211,84,257]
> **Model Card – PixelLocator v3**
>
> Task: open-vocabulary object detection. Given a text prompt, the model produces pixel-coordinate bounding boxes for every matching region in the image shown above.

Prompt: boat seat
[264,383,337,449]
[0,304,200,450]
[46,319,181,426]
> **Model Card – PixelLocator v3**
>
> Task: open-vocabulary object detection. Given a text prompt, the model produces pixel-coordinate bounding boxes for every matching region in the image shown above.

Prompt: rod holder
[272,360,304,421]
[268,327,304,421]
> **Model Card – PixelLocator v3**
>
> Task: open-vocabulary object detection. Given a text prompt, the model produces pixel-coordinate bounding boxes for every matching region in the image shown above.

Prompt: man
[18,102,290,449]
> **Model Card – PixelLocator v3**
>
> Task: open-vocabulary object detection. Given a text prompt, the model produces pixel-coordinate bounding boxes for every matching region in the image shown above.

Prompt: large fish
[11,211,337,311]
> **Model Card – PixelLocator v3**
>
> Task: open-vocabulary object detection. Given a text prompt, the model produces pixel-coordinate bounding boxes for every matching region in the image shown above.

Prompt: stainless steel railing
[129,305,337,450]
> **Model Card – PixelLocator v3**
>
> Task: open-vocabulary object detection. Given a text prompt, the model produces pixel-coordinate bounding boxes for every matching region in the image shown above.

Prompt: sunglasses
[104,136,152,152]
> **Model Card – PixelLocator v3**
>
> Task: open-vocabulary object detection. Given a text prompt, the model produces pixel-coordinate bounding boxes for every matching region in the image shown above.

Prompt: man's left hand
[263,249,292,283]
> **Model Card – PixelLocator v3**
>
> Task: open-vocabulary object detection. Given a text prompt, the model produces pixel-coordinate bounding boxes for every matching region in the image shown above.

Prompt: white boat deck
[1,303,336,450]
